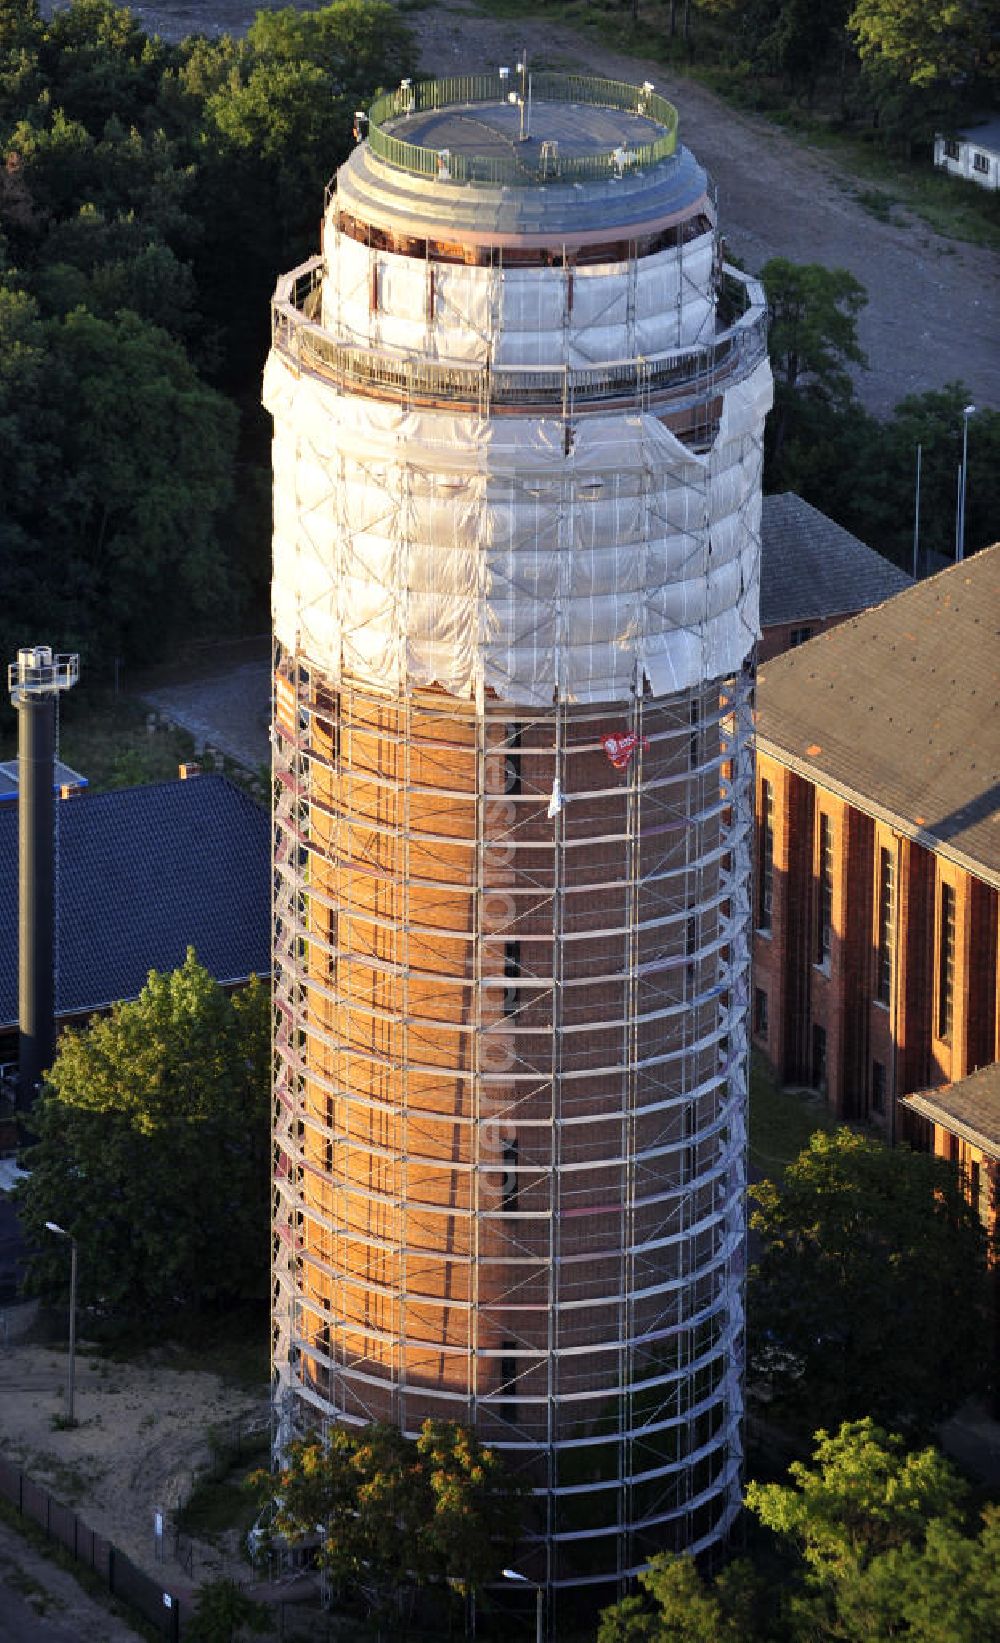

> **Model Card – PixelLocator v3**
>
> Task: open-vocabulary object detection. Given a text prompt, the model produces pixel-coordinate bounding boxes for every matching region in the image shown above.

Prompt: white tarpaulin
[264,353,772,706]
[323,228,716,368]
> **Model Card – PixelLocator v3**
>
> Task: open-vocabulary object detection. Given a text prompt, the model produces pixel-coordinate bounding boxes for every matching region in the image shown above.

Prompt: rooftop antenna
[7,647,79,1104]
[515,52,530,142]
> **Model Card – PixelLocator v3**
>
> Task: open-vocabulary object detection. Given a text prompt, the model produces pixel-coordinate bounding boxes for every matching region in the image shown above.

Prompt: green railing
[365,73,679,186]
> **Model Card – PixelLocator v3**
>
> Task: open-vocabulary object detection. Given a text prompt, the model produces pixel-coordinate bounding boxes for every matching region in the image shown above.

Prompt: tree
[761,257,867,475]
[185,1579,273,1643]
[849,0,997,90]
[262,1419,524,1614]
[0,290,237,666]
[749,1129,989,1434]
[839,384,1000,570]
[16,952,269,1325]
[746,1420,1000,1642]
[597,1425,1000,1643]
[597,1555,760,1642]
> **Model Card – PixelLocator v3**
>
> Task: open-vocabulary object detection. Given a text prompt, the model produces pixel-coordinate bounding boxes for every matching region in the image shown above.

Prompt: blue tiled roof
[0,775,270,1030]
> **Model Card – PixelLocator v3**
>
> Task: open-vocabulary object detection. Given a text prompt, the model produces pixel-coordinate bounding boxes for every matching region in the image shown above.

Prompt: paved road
[0,1517,142,1642]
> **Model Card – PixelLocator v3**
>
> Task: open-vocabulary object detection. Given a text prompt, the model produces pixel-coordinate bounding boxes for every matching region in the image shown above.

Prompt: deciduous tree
[16,952,269,1325]
[849,0,997,89]
[263,1420,523,1614]
[761,257,867,473]
[749,1129,988,1434]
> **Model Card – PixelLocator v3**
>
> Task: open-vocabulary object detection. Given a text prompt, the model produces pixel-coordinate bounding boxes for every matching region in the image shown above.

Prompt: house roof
[956,118,1000,153]
[0,760,88,801]
[759,492,912,627]
[756,543,1000,886]
[901,1063,1000,1160]
[0,774,270,1030]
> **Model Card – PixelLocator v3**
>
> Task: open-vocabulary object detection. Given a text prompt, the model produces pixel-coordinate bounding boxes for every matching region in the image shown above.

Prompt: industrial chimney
[7,647,79,1102]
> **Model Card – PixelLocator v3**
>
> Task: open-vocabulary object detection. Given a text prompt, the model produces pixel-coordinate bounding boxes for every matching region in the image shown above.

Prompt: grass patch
[854,185,895,222]
[176,1462,264,1544]
[91,1302,270,1392]
[749,1052,837,1178]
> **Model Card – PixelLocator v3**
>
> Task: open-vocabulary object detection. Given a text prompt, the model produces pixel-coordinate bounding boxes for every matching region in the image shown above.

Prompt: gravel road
[72,0,1000,417]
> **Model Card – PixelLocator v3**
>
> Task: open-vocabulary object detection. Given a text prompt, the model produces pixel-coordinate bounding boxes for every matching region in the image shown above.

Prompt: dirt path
[84,0,1000,418]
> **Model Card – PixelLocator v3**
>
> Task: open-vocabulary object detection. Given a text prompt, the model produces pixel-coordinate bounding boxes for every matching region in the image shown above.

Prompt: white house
[935,118,1000,191]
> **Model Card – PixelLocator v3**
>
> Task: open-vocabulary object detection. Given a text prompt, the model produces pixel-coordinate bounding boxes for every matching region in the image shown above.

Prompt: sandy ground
[42,0,1000,419]
[0,1332,266,1592]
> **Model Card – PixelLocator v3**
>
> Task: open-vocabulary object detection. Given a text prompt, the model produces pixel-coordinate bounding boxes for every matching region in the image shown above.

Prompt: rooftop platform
[333,73,709,246]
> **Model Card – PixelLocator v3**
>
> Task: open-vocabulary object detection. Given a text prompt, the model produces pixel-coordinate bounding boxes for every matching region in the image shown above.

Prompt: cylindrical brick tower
[265,72,771,1605]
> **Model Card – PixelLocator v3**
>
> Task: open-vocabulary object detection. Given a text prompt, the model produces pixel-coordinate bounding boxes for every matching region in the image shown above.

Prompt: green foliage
[745,1421,966,1577]
[747,1421,1000,1641]
[597,1423,1000,1642]
[185,1578,273,1643]
[849,0,998,89]
[748,1129,989,1434]
[846,384,1000,569]
[262,1419,524,1612]
[597,1554,760,1641]
[16,952,270,1328]
[761,256,867,474]
[0,0,415,666]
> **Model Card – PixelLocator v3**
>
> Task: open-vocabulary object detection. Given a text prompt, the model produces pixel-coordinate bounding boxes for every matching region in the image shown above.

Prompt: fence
[0,1453,183,1640]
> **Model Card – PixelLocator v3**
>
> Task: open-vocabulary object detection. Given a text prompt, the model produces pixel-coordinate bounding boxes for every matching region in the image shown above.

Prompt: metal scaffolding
[271,658,754,1587]
[266,70,769,1616]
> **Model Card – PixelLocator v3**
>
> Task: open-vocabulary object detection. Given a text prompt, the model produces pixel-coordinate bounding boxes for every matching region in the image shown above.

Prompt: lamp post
[44,1221,77,1426]
[503,1567,543,1643]
[958,403,976,563]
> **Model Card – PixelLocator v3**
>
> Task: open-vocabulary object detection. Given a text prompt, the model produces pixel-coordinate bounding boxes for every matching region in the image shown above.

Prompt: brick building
[759,492,911,662]
[752,544,1000,1134]
[902,1065,999,1241]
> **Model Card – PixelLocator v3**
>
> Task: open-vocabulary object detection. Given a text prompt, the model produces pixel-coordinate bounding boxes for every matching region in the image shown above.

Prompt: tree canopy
[258,1419,525,1616]
[0,0,415,672]
[597,1422,1000,1643]
[16,950,269,1325]
[849,0,997,89]
[748,1129,989,1435]
[761,256,868,471]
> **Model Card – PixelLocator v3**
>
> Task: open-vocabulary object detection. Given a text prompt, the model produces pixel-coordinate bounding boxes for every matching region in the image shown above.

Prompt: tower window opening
[501,1136,519,1212]
[503,939,521,1017]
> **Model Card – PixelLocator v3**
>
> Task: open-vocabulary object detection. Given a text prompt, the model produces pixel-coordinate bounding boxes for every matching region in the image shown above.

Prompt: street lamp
[44,1222,77,1427]
[958,403,976,563]
[503,1567,543,1643]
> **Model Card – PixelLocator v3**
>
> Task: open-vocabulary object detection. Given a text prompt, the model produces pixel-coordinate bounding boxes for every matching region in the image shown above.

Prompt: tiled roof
[0,775,270,1030]
[757,543,1000,885]
[760,492,912,627]
[956,118,1000,152]
[902,1063,1000,1159]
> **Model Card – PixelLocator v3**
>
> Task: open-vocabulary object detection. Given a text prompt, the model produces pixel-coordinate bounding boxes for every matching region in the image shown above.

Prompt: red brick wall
[758,615,848,664]
[752,754,1000,1131]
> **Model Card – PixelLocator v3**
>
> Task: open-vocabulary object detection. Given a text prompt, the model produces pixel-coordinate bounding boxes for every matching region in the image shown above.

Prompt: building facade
[265,73,771,1602]
[752,546,1000,1132]
[934,121,1000,192]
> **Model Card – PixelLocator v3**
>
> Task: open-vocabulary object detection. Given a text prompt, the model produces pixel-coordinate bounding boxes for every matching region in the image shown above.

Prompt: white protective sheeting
[264,354,772,706]
[322,229,716,367]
